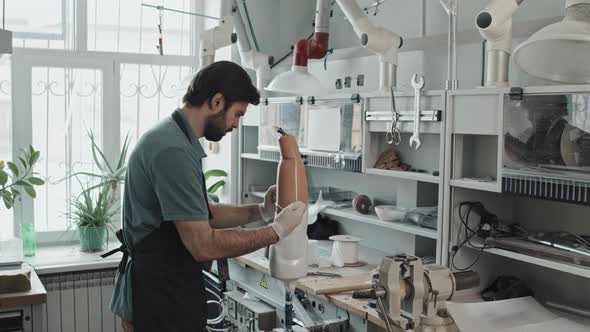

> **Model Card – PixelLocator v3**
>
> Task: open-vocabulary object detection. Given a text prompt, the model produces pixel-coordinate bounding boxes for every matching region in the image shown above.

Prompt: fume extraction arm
[198,13,237,70]
[335,0,402,92]
[266,0,331,96]
[267,0,403,95]
[478,0,590,86]
[233,3,274,97]
[476,0,523,87]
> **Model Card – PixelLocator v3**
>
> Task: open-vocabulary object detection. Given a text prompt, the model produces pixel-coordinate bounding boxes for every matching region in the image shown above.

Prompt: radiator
[36,269,123,332]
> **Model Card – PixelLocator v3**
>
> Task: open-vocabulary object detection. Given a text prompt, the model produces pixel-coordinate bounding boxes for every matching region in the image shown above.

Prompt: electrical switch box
[225,290,276,331]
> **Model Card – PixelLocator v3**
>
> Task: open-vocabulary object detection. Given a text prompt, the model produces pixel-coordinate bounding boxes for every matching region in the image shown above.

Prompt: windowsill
[24,243,122,275]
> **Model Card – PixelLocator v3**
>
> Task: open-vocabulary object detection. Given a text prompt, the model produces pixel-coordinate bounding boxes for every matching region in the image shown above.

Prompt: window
[6,0,74,49]
[88,0,196,55]
[9,1,201,240]
[31,67,103,232]
[0,57,12,239]
[120,63,193,151]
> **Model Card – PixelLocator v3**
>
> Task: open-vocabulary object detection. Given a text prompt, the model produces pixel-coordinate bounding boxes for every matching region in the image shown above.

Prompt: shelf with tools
[444,86,590,311]
[365,168,440,184]
[239,92,444,267]
[362,90,446,185]
[449,178,498,192]
[321,207,438,240]
[461,240,590,279]
[360,88,446,261]
[246,193,438,239]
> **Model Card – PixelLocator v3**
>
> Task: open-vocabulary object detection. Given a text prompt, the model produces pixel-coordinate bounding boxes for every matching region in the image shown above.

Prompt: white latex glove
[258,185,277,222]
[270,201,306,240]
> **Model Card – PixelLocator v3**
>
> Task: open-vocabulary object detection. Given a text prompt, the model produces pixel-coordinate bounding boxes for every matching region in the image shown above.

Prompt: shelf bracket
[509,87,524,101]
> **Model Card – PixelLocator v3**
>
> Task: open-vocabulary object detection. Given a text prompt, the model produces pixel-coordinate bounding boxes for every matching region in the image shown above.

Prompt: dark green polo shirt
[123,108,209,246]
[111,109,209,320]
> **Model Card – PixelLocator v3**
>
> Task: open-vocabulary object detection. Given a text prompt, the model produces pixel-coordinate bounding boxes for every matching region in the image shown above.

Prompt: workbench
[0,268,47,331]
[231,242,388,329]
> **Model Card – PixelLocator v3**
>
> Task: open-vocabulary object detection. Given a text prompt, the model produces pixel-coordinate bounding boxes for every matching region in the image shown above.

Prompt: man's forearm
[204,226,278,260]
[208,203,264,229]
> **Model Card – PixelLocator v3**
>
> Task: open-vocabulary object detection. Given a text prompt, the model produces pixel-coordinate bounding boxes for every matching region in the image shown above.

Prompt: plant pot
[78,225,106,252]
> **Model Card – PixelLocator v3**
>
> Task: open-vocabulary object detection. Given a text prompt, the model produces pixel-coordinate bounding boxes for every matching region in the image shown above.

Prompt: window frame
[9,0,68,41]
[8,0,200,244]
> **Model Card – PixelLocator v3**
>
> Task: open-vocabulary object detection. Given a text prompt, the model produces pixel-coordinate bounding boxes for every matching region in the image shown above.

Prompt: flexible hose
[206,287,226,326]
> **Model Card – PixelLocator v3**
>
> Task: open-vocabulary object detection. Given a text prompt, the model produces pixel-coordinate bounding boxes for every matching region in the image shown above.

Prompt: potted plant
[65,131,130,251]
[68,178,118,252]
[204,169,227,203]
[75,131,130,195]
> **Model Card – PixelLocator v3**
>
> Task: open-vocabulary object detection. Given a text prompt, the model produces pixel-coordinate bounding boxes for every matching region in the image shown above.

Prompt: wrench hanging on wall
[409,74,425,150]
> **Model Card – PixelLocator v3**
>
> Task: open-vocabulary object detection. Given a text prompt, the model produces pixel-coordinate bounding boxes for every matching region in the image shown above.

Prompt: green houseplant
[204,169,227,203]
[74,131,130,194]
[0,146,45,256]
[66,131,130,251]
[0,146,45,210]
[68,177,118,252]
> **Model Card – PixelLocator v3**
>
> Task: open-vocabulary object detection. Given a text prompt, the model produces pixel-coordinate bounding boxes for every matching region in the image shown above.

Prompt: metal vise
[371,255,479,332]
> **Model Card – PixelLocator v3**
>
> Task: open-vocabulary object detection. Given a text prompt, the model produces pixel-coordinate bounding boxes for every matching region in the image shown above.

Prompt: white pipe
[444,0,458,89]
[234,3,273,96]
[199,15,236,69]
[336,0,402,89]
[476,0,523,86]
[379,62,397,92]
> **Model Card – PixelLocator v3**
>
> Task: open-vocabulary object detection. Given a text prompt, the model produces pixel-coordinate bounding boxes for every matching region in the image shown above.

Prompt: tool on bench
[409,74,424,150]
[352,289,374,299]
[371,255,480,332]
[307,271,343,278]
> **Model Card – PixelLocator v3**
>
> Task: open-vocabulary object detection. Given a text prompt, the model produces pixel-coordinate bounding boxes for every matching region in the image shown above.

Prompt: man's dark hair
[182,61,260,109]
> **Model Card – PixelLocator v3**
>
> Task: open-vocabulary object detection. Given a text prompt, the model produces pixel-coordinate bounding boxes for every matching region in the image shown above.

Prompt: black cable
[451,202,491,271]
[270,31,315,69]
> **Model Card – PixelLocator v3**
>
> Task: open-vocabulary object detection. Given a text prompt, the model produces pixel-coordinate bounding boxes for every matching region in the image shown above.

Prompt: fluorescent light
[266,65,326,96]
[513,1,590,83]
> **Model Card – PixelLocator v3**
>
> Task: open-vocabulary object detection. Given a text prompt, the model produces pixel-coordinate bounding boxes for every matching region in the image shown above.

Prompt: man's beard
[204,111,230,142]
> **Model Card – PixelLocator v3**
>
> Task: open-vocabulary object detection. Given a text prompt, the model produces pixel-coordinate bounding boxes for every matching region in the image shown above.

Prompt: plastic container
[79,225,106,252]
[374,205,408,222]
[20,223,37,257]
[402,207,438,230]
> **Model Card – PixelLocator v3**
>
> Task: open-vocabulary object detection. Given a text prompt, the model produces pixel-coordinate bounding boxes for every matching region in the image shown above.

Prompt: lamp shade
[266,65,326,96]
[513,4,590,83]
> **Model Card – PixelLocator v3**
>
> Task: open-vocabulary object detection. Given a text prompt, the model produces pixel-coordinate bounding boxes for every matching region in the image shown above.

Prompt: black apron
[103,111,213,331]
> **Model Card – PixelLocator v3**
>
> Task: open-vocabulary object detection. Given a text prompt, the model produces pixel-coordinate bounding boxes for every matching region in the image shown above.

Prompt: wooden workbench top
[233,242,388,328]
[0,268,47,309]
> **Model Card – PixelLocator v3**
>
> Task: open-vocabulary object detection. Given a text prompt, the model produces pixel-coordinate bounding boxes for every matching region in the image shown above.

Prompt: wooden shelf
[322,207,438,239]
[365,168,440,184]
[465,244,590,279]
[449,178,499,192]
